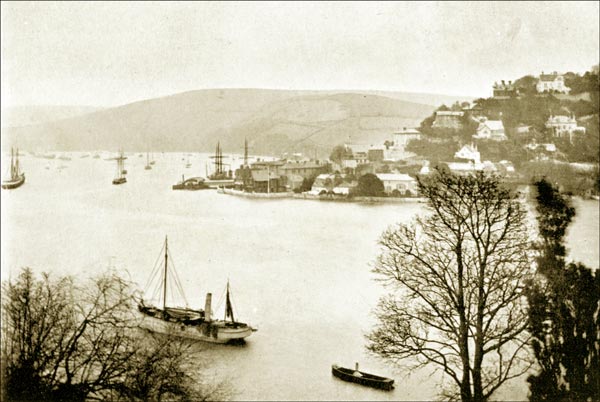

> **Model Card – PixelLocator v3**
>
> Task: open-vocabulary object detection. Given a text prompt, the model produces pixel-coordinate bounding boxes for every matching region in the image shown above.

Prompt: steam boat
[137,237,255,343]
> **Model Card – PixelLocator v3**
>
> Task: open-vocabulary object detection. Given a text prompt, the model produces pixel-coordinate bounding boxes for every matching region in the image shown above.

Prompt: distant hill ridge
[1,88,472,157]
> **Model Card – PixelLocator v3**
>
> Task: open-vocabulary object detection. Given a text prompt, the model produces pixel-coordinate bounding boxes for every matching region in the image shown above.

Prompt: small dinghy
[331,363,394,391]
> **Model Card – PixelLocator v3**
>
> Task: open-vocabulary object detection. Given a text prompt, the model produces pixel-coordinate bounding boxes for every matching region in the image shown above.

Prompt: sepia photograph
[1,1,598,401]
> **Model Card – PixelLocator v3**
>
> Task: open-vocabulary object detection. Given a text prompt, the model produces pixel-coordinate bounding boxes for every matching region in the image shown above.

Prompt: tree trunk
[456,241,473,402]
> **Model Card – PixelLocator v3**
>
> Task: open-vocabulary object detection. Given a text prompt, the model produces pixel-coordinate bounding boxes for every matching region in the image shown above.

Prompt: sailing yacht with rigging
[2,148,25,189]
[137,237,255,343]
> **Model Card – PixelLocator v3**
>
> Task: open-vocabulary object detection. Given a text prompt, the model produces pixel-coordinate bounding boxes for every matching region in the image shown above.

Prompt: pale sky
[1,1,598,107]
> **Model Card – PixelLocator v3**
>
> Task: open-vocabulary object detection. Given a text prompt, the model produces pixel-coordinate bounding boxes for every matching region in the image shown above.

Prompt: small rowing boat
[331,363,394,391]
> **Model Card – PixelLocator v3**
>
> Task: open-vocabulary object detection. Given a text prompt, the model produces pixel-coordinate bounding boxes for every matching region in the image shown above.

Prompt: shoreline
[218,187,428,203]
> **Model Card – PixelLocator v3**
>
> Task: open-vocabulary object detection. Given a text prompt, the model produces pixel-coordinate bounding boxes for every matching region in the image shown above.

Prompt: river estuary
[1,152,598,400]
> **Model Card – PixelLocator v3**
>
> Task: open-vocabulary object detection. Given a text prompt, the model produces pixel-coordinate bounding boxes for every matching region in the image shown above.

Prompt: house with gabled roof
[473,118,507,141]
[536,71,571,94]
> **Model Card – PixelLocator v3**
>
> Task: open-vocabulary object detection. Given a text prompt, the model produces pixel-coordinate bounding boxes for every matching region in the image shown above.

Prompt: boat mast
[10,148,15,179]
[15,148,19,177]
[163,236,168,311]
[244,138,248,167]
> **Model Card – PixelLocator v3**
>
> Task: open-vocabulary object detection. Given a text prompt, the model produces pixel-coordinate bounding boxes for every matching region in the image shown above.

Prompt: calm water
[1,152,598,401]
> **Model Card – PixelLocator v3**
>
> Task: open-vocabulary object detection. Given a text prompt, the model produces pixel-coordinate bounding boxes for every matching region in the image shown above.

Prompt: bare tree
[367,168,534,401]
[2,268,229,401]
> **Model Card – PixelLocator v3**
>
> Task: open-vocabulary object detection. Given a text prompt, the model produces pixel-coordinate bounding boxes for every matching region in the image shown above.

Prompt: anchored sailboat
[145,152,152,170]
[112,151,127,185]
[2,148,25,190]
[205,142,234,188]
[138,237,255,343]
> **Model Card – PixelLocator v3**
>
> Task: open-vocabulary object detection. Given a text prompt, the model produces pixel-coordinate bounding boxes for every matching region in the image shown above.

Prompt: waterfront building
[545,115,586,143]
[536,71,571,94]
[309,173,355,195]
[375,173,418,196]
[473,118,507,141]
[280,160,329,181]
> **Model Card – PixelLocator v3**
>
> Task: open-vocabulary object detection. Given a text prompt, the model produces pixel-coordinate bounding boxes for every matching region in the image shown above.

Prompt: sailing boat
[149,152,155,165]
[112,151,127,185]
[138,237,255,343]
[205,142,234,188]
[144,152,152,170]
[2,148,26,190]
[185,155,191,168]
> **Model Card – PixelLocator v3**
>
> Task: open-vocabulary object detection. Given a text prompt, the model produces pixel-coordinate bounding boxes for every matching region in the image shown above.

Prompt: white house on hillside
[545,115,586,143]
[454,144,481,164]
[473,119,507,141]
[536,72,571,94]
[385,127,421,161]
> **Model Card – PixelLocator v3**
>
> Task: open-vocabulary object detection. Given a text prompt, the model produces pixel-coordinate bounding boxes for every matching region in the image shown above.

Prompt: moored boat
[172,175,209,190]
[2,148,25,190]
[137,237,255,343]
[112,151,127,185]
[331,363,394,391]
[205,142,234,188]
[144,152,152,170]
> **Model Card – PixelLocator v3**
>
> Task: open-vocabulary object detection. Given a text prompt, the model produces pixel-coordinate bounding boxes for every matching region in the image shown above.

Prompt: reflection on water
[1,152,598,401]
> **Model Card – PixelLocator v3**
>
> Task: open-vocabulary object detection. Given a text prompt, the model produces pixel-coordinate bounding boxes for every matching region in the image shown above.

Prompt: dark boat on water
[112,151,127,185]
[172,175,209,190]
[331,363,394,391]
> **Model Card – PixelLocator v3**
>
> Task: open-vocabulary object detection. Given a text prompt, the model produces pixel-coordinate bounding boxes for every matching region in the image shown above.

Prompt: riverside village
[1,3,599,402]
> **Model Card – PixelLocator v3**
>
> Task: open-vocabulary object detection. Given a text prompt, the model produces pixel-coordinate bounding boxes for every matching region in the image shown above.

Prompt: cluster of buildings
[307,172,419,197]
[233,158,329,193]
[227,68,593,197]
[493,71,572,99]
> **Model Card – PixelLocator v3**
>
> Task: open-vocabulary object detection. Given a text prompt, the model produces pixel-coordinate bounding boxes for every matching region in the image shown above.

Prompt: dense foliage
[1,268,227,402]
[351,173,384,197]
[526,180,600,401]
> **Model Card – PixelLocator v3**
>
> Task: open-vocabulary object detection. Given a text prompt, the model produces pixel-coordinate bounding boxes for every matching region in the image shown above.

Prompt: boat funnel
[355,362,359,371]
[205,293,212,321]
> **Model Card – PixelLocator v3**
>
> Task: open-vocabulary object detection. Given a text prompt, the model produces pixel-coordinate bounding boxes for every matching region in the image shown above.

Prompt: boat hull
[2,174,25,190]
[331,365,394,391]
[112,178,127,185]
[139,313,254,344]
[204,178,235,189]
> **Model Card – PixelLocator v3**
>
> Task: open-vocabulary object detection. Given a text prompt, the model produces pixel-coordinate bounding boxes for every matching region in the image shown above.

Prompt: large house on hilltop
[473,118,507,141]
[493,80,519,99]
[536,71,571,94]
[545,115,586,143]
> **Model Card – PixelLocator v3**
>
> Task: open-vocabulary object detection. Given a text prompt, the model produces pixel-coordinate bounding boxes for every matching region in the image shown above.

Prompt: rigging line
[167,254,189,306]
[214,287,226,312]
[143,241,166,292]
